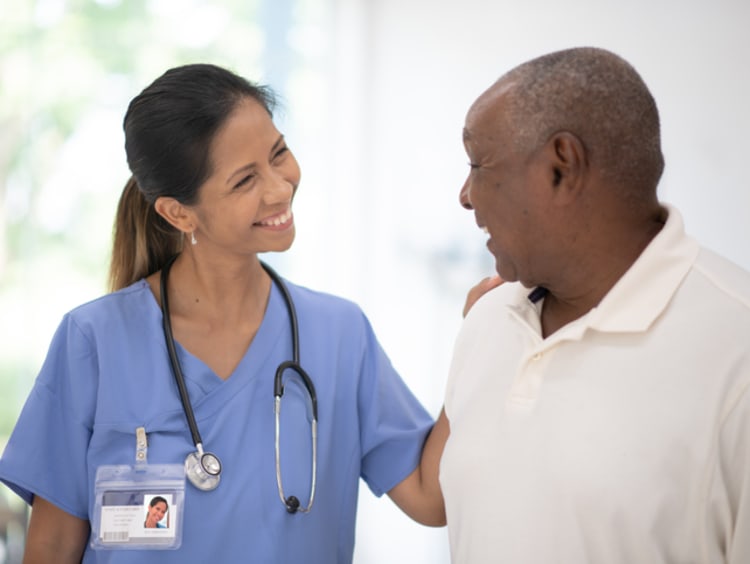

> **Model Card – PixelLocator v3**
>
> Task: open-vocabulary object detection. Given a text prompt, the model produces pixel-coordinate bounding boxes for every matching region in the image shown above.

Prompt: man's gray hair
[500,47,664,202]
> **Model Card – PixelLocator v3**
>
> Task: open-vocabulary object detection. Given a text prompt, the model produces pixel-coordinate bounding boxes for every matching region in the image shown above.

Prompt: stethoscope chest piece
[185,446,222,491]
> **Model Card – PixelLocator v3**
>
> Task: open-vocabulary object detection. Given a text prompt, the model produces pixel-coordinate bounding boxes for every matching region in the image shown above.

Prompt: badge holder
[90,428,186,550]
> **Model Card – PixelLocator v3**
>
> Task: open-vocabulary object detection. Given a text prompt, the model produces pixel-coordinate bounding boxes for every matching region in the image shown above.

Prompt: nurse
[0,63,453,562]
[144,497,168,529]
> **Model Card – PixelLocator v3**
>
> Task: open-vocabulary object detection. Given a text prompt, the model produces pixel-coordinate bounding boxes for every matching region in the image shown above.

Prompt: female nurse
[144,497,168,529]
[0,63,461,563]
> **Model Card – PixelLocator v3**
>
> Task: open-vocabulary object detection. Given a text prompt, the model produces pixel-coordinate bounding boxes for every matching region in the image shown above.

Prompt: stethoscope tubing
[159,254,318,511]
[266,262,318,513]
[160,254,203,449]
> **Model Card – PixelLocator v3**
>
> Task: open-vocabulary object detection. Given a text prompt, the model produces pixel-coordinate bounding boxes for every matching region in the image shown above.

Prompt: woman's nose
[265,171,295,202]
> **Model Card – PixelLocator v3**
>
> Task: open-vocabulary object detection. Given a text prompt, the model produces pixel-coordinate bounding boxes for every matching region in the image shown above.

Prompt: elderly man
[432,47,750,563]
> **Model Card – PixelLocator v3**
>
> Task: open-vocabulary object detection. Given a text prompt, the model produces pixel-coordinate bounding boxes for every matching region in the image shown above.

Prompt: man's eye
[274,146,289,160]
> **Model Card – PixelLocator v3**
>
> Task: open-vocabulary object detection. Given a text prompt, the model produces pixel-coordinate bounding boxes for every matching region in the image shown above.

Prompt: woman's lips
[255,208,293,230]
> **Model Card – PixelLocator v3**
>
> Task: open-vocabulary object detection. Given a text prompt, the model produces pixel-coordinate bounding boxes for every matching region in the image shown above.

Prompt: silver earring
[191,231,197,245]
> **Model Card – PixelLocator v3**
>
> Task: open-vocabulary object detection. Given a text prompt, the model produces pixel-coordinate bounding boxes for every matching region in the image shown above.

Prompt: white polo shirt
[440,205,750,563]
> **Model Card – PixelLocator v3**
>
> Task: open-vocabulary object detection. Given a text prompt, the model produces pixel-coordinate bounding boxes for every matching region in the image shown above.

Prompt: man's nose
[459,177,473,210]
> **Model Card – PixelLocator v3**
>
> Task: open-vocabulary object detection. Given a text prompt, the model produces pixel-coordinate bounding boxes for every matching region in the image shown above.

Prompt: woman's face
[149,501,167,522]
[188,97,301,257]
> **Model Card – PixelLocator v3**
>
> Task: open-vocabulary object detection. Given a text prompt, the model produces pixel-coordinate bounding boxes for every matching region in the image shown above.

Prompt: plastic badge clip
[135,426,148,469]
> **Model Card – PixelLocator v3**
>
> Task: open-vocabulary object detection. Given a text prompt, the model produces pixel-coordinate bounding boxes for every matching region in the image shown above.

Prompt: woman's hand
[463,275,503,317]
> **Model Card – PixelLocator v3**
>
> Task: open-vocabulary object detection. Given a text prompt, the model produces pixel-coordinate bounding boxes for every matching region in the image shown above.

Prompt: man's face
[459,86,551,287]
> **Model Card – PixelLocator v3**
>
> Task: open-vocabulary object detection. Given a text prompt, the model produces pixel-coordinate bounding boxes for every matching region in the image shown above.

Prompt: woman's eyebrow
[226,162,257,185]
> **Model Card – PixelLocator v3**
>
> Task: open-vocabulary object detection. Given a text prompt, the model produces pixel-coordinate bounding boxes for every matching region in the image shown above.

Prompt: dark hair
[108,64,277,291]
[149,496,168,509]
[499,47,664,204]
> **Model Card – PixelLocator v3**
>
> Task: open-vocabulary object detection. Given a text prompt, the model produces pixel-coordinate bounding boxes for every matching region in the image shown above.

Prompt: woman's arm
[24,496,89,564]
[387,408,450,526]
[387,275,502,525]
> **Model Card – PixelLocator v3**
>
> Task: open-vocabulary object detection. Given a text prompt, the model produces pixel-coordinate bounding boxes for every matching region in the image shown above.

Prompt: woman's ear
[154,196,195,233]
[545,131,587,204]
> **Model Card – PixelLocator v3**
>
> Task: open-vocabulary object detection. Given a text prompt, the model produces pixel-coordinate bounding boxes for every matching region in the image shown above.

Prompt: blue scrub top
[0,277,433,563]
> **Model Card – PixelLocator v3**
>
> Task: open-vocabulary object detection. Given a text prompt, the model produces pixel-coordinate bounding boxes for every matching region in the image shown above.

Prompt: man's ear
[544,131,587,204]
[154,196,195,234]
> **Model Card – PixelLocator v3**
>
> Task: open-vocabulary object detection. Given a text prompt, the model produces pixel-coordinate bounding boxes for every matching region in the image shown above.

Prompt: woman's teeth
[260,209,291,226]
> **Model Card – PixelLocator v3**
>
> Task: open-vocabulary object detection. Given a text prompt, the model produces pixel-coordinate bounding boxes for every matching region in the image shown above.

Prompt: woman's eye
[234,174,254,189]
[273,146,289,161]
[468,161,480,170]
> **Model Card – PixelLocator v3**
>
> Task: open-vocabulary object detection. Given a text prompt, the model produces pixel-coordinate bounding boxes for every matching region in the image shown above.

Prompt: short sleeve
[0,314,97,519]
[356,314,433,497]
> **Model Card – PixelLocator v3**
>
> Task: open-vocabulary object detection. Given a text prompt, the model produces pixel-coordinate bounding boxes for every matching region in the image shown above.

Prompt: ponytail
[108,176,182,291]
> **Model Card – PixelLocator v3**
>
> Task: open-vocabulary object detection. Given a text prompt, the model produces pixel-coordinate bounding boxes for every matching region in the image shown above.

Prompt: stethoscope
[160,254,318,514]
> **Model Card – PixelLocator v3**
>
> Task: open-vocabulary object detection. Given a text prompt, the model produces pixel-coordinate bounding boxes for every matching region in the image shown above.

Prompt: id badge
[90,464,186,550]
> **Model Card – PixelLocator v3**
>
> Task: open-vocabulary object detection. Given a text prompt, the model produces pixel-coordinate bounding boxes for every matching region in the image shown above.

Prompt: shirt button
[532,353,543,361]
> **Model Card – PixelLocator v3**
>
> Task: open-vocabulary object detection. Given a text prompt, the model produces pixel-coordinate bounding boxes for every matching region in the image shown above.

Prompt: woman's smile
[255,208,294,231]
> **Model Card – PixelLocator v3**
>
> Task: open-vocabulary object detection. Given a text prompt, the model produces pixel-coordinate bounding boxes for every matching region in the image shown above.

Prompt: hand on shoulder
[463,275,504,317]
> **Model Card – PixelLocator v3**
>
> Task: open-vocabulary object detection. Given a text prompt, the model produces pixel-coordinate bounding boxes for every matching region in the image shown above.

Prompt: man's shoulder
[691,247,750,309]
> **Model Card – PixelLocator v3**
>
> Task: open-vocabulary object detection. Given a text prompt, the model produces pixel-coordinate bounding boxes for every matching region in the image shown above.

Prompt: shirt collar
[587,204,699,332]
[510,204,700,335]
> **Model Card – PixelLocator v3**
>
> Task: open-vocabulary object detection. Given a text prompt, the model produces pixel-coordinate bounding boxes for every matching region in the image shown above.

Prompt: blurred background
[1,0,748,562]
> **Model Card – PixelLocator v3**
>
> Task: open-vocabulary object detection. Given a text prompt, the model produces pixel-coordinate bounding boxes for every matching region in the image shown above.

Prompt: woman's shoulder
[282,278,363,315]
[278,278,376,336]
[65,279,157,326]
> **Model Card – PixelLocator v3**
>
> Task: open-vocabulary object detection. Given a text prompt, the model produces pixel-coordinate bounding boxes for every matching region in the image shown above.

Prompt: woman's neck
[165,252,271,324]
[148,252,273,380]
